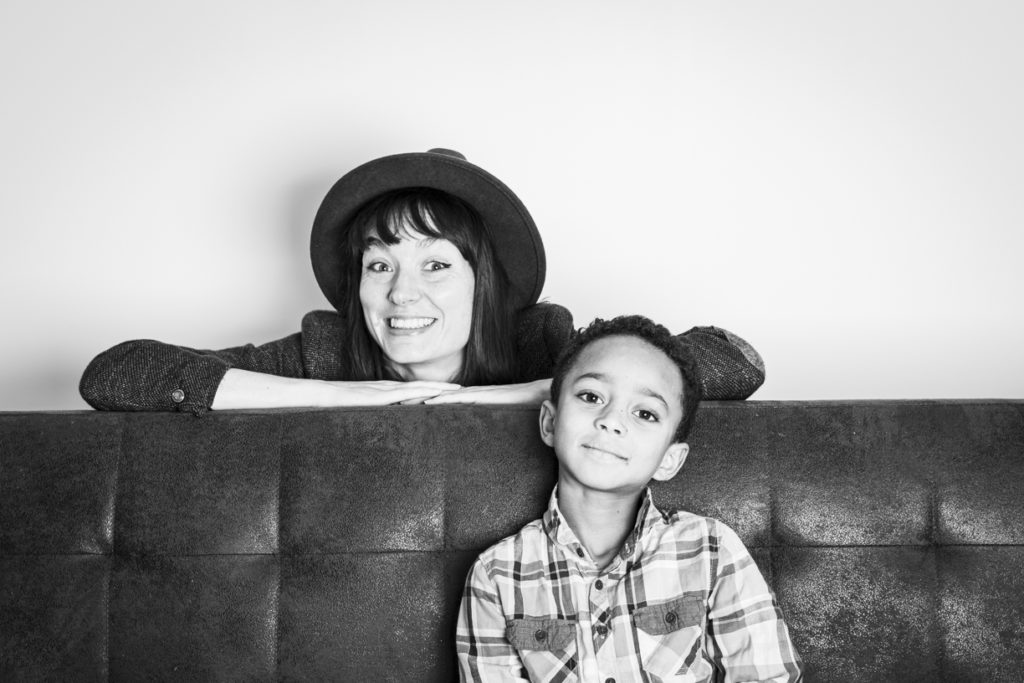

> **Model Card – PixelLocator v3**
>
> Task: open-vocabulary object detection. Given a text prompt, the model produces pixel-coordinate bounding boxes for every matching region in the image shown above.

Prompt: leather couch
[3,400,1023,681]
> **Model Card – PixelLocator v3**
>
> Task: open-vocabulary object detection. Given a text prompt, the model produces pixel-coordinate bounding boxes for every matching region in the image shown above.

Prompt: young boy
[456,316,802,682]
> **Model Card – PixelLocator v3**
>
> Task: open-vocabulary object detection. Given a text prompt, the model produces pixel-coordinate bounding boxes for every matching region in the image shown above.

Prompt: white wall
[2,1,1022,410]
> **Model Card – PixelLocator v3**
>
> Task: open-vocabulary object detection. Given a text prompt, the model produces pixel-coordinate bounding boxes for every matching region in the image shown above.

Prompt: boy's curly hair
[550,315,702,443]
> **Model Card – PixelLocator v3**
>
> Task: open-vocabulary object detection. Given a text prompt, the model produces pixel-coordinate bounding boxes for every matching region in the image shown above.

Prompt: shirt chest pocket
[506,616,577,651]
[506,616,579,680]
[632,594,708,679]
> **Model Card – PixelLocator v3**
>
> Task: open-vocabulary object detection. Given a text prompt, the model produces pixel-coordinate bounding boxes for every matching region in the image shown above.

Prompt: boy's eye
[576,391,602,404]
[635,409,659,422]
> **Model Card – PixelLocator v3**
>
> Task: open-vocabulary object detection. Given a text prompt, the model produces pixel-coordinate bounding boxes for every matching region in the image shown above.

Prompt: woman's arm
[212,369,458,409]
[419,322,765,405]
[79,325,457,413]
[79,337,297,414]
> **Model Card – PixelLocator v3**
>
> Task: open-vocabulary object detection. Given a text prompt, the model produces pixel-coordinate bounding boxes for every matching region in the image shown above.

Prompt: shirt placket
[559,541,598,681]
[591,547,635,681]
[547,491,659,683]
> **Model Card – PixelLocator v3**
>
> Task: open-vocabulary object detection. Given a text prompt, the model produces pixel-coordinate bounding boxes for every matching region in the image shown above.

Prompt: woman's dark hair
[338,187,517,385]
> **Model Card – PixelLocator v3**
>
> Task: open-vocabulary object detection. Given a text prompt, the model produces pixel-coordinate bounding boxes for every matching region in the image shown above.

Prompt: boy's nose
[596,408,626,435]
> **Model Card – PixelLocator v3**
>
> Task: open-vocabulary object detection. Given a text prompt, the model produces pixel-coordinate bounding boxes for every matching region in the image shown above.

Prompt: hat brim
[310,151,545,313]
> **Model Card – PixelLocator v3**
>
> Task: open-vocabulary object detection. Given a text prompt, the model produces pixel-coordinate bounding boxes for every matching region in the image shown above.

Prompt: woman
[80,149,764,414]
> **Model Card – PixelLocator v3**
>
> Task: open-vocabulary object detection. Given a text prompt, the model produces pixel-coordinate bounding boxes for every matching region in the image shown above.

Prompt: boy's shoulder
[659,506,723,533]
[648,504,750,556]
[474,516,547,568]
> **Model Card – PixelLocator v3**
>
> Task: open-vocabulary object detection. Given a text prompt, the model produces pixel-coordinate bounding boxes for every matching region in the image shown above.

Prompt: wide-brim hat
[310,148,545,313]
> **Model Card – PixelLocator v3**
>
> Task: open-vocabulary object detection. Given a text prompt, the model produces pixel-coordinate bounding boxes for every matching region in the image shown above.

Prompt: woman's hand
[328,379,461,406]
[423,379,552,407]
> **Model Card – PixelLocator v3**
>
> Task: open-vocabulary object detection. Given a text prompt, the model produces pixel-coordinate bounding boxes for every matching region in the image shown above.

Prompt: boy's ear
[538,399,557,447]
[651,442,689,482]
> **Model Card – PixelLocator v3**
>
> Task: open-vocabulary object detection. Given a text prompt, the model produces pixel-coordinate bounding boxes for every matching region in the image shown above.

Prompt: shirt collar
[542,486,664,563]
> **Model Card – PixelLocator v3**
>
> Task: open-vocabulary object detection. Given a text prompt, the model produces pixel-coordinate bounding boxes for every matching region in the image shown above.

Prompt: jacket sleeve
[514,302,574,381]
[79,332,306,415]
[679,326,765,400]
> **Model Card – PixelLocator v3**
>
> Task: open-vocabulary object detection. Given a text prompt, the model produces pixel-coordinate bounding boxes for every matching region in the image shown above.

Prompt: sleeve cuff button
[171,389,186,403]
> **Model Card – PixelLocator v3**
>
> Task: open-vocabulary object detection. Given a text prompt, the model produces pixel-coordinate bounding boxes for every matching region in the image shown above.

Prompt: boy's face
[540,335,689,496]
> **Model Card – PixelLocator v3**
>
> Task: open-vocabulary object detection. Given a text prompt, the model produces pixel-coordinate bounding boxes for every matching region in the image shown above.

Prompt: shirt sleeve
[456,557,531,683]
[678,326,766,400]
[706,522,803,682]
[79,332,306,415]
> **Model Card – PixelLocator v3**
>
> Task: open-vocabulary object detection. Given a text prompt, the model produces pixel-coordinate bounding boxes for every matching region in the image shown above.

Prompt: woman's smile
[387,317,437,331]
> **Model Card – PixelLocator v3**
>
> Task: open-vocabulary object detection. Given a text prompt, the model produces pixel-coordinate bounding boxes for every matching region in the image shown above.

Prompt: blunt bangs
[347,188,484,269]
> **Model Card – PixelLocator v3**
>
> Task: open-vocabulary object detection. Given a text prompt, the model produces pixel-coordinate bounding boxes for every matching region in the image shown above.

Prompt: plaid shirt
[456,488,802,682]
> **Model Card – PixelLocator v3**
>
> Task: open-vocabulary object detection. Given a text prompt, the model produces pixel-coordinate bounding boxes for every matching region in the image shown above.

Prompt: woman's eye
[366,261,391,273]
[425,261,451,272]
[636,409,659,423]
[577,391,601,404]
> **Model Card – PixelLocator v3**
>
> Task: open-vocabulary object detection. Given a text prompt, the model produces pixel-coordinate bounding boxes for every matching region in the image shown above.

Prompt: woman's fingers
[386,381,460,401]
[425,385,520,405]
[425,379,551,406]
[387,383,461,405]
[323,380,460,406]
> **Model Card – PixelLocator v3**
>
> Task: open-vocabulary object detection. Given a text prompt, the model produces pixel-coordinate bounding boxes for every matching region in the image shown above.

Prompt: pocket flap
[506,616,576,651]
[632,593,705,635]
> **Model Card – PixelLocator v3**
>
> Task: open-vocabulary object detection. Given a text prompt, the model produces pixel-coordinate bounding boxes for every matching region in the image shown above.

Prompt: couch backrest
[2,401,1023,681]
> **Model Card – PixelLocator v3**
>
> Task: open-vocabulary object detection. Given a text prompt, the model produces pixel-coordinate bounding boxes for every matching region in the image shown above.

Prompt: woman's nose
[388,268,421,305]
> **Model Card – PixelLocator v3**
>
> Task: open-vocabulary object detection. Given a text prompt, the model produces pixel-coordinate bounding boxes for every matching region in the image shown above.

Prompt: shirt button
[594,579,604,590]
[605,678,616,683]
[575,547,585,558]
[534,629,547,643]
[595,623,608,636]
[665,611,677,624]
[170,389,185,403]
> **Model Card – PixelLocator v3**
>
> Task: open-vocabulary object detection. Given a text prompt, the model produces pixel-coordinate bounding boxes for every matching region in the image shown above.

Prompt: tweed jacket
[79,303,765,414]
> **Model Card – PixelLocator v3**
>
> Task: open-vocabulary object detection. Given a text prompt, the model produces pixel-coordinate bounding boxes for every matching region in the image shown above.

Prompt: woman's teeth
[388,317,435,330]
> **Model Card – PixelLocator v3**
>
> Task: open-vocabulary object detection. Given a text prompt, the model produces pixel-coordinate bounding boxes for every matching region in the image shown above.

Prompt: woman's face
[359,226,476,382]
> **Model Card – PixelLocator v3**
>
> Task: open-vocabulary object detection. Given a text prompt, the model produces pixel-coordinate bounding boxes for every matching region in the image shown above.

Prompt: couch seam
[274,412,283,680]
[106,413,127,682]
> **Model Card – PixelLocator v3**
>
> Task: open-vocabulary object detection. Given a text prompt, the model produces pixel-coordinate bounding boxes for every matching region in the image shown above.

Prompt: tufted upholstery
[2,400,1024,681]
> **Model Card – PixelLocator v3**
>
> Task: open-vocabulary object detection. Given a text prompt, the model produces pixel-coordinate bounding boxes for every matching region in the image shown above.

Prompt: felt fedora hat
[310,148,545,313]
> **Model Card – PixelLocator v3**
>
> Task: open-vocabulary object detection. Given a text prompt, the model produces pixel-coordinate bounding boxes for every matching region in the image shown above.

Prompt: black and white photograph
[2,2,1022,680]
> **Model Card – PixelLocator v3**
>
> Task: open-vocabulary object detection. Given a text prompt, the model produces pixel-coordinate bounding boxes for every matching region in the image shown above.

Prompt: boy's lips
[582,443,627,461]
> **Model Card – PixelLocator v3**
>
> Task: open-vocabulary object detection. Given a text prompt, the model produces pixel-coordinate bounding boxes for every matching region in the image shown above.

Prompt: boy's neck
[556,477,645,572]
